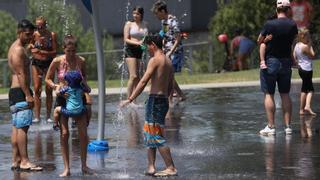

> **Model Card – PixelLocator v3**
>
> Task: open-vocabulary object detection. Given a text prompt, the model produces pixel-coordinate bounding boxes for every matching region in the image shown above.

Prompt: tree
[0,11,17,58]
[27,0,116,80]
[27,0,89,52]
[309,0,320,54]
[208,0,274,70]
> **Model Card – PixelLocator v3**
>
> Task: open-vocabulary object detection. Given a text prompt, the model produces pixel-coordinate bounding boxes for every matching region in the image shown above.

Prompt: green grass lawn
[87,59,320,88]
[1,60,319,94]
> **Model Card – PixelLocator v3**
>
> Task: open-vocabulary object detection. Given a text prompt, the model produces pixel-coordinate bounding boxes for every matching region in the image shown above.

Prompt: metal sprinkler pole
[90,0,105,140]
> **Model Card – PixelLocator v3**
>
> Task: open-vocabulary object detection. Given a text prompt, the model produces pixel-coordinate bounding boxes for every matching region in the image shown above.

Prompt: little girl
[293,29,316,116]
[53,71,89,130]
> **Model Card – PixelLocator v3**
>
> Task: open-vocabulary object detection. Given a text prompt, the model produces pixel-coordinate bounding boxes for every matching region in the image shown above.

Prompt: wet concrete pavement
[1,84,320,179]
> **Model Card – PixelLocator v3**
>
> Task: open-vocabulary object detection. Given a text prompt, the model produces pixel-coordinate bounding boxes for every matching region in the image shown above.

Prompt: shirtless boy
[121,34,177,177]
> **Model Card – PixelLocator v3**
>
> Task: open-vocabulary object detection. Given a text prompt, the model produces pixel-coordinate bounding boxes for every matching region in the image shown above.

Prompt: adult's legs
[32,66,42,122]
[305,92,316,115]
[11,127,21,167]
[126,58,140,99]
[45,74,53,121]
[86,105,92,126]
[299,92,307,114]
[280,93,292,127]
[173,78,185,100]
[59,116,70,177]
[264,93,275,127]
[16,126,30,166]
[169,77,185,105]
[237,54,248,71]
[75,115,93,174]
[53,107,61,128]
[147,148,156,174]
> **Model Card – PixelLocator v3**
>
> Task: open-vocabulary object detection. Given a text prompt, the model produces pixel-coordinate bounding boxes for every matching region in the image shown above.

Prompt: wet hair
[63,34,77,48]
[17,19,35,33]
[133,6,144,21]
[144,34,163,49]
[151,0,168,13]
[64,71,83,88]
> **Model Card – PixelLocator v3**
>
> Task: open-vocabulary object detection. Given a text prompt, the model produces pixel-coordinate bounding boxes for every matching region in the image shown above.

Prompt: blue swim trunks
[10,101,33,128]
[144,94,169,148]
[170,51,184,73]
[9,88,33,128]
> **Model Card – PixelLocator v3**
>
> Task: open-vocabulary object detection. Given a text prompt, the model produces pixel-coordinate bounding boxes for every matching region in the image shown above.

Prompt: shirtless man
[8,19,42,171]
[121,34,177,177]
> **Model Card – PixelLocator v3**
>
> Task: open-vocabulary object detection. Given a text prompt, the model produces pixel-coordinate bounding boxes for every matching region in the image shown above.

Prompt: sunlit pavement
[1,83,320,179]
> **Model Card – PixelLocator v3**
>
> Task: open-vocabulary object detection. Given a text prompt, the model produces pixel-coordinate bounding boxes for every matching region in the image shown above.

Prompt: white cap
[277,0,291,8]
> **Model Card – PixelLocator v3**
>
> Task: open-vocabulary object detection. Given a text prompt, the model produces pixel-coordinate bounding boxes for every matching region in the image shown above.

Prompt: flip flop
[20,163,43,171]
[154,169,178,177]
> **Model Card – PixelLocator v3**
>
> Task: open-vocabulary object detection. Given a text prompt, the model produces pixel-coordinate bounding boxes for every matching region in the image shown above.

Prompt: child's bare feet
[82,166,95,175]
[59,169,70,177]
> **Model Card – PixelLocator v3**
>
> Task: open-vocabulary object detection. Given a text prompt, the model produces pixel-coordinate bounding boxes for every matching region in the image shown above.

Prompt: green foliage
[26,0,115,80]
[309,0,320,55]
[310,0,320,33]
[208,0,274,70]
[27,0,88,52]
[0,11,17,58]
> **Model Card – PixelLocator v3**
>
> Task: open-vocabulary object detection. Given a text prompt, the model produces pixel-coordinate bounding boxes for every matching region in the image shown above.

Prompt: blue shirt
[59,86,84,114]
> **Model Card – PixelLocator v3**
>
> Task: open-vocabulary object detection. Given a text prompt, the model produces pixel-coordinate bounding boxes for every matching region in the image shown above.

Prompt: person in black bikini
[29,16,57,123]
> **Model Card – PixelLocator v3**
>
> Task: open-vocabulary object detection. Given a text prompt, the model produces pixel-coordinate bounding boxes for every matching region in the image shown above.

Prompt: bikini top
[129,24,147,39]
[34,32,53,50]
[57,56,82,82]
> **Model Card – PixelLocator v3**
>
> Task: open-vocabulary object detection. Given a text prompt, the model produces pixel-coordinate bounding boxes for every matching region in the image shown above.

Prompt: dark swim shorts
[32,57,53,70]
[144,94,169,148]
[260,57,292,94]
[9,88,33,128]
[125,44,143,59]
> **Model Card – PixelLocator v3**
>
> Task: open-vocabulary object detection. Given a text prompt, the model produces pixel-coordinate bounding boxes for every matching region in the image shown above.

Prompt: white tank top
[129,24,147,40]
[294,42,313,71]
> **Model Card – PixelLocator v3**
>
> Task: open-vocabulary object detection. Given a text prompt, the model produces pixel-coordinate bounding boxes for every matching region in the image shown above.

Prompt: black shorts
[32,57,53,70]
[9,88,33,106]
[298,68,314,93]
[125,44,143,59]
